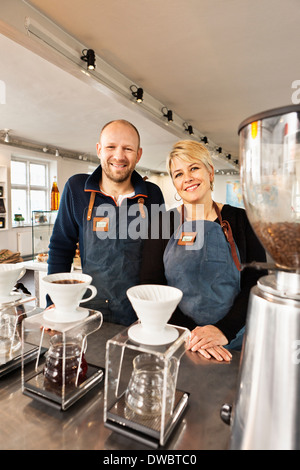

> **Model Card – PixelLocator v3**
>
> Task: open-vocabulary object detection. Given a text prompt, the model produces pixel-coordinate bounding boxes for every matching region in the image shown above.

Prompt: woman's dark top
[140,204,267,342]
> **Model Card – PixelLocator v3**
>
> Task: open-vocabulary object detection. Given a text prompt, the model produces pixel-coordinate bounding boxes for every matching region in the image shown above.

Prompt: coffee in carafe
[43,335,88,386]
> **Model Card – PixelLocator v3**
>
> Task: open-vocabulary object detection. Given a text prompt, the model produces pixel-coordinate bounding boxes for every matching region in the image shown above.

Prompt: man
[47,119,165,325]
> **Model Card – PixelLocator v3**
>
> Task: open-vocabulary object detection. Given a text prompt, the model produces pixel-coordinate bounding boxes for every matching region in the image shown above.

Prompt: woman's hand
[187,325,232,362]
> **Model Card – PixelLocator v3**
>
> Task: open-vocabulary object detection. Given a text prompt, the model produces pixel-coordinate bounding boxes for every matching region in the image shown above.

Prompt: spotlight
[4,131,10,143]
[130,85,143,103]
[201,136,208,144]
[217,147,222,154]
[226,154,232,160]
[55,149,59,157]
[80,49,96,70]
[161,107,173,122]
[183,122,194,135]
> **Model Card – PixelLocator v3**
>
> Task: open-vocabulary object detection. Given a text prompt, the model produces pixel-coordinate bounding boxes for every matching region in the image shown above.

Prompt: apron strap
[87,191,96,221]
[138,197,146,219]
[213,202,242,271]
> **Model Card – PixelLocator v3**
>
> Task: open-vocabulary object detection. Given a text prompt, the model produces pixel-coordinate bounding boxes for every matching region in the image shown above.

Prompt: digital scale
[104,322,190,448]
[21,308,104,410]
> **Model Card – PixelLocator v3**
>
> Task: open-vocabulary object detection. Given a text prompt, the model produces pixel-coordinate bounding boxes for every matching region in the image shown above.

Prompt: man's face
[96,122,142,183]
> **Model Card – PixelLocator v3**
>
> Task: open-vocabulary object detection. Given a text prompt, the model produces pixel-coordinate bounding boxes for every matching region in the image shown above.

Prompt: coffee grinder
[221,105,300,449]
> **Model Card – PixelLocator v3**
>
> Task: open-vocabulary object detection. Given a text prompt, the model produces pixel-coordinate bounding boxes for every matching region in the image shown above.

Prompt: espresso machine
[221,105,300,449]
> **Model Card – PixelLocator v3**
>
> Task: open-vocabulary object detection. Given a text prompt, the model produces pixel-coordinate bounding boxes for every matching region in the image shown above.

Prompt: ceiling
[1,0,300,172]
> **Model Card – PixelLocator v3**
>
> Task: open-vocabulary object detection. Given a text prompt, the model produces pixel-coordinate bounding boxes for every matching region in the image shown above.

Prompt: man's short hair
[100,119,141,149]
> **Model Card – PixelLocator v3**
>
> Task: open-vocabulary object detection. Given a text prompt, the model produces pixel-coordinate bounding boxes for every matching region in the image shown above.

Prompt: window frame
[11,156,50,226]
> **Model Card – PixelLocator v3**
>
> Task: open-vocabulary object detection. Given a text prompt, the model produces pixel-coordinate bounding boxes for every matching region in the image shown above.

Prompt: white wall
[213,174,242,205]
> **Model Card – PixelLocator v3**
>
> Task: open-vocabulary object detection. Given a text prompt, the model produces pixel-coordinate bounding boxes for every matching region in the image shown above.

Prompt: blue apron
[163,212,243,350]
[82,195,147,325]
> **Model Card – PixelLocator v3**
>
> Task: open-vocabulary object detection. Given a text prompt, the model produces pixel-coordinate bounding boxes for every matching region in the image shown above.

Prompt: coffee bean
[253,221,300,269]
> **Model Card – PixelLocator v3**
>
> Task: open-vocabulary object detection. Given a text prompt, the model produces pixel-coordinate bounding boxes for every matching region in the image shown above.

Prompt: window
[11,157,50,225]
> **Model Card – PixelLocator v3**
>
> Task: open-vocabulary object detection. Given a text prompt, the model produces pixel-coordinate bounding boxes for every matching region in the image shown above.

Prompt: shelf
[32,210,57,257]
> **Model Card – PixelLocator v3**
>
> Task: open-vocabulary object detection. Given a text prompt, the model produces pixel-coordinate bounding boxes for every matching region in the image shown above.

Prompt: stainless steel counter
[0,321,240,450]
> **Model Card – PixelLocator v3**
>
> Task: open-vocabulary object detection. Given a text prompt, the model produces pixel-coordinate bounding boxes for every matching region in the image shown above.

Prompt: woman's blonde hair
[167,140,215,190]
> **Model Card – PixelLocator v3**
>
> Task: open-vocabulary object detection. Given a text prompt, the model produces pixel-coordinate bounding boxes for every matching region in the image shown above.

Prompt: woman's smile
[184,183,200,192]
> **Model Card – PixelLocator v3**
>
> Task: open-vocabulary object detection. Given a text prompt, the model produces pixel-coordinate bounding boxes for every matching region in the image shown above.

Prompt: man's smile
[110,162,127,168]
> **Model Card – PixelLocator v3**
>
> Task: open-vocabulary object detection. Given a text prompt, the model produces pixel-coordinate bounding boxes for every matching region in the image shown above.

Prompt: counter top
[23,260,81,272]
[22,259,48,271]
[0,320,240,451]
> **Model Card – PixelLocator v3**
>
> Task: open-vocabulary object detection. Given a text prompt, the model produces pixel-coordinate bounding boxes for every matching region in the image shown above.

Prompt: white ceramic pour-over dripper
[0,263,26,302]
[42,272,97,323]
[126,284,183,345]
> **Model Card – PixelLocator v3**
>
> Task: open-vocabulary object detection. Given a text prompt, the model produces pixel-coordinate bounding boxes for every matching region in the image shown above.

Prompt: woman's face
[170,156,213,205]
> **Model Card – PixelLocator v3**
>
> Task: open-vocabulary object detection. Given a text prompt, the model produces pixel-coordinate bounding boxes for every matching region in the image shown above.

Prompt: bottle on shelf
[51,176,60,211]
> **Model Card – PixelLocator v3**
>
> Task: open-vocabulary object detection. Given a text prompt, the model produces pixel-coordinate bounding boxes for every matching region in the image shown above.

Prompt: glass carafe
[125,353,175,417]
[0,312,21,355]
[43,334,88,386]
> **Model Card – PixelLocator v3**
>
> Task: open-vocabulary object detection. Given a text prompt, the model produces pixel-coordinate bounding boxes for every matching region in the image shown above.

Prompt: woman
[140,140,266,361]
